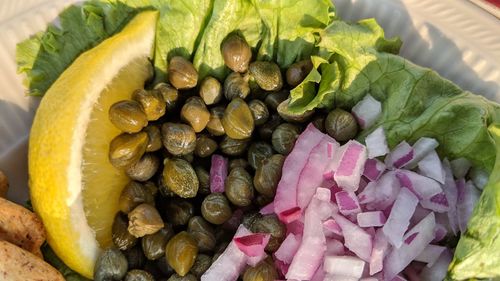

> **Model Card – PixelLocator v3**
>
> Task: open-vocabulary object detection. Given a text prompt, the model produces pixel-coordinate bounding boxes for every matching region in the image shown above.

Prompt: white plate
[0,0,499,203]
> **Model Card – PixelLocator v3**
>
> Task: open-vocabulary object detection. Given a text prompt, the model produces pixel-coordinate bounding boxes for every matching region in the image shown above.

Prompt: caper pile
[97,33,359,281]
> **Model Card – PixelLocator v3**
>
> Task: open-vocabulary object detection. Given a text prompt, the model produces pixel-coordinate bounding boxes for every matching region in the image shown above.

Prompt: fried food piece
[0,197,46,257]
[0,171,7,198]
[0,240,64,281]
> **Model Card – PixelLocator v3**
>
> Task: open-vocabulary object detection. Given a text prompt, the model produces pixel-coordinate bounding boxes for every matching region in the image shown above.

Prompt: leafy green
[42,244,91,281]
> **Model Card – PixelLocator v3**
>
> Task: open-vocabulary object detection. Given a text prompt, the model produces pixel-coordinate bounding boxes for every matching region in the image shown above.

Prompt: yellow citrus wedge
[28,11,158,278]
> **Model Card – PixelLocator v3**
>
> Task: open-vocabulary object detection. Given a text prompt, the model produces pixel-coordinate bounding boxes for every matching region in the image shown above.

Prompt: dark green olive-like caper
[162,158,199,198]
[142,225,175,260]
[214,226,234,243]
[221,33,252,73]
[255,194,273,208]
[222,98,254,140]
[195,135,218,158]
[168,56,198,89]
[109,100,148,133]
[154,83,179,111]
[190,254,211,278]
[124,269,155,281]
[166,231,198,277]
[243,257,279,281]
[312,114,326,132]
[225,167,254,207]
[206,106,226,136]
[254,154,285,198]
[199,76,222,105]
[194,166,210,195]
[248,99,270,126]
[220,136,250,156]
[249,61,283,91]
[119,181,155,214]
[201,193,232,225]
[161,123,197,156]
[128,203,164,238]
[271,123,300,155]
[187,216,216,253]
[325,108,359,142]
[286,59,313,87]
[277,99,314,123]
[164,199,194,226]
[229,158,249,170]
[94,248,128,281]
[112,213,137,250]
[258,114,282,140]
[251,214,286,252]
[126,153,160,182]
[124,245,146,270]
[144,181,159,197]
[144,125,162,152]
[247,142,274,170]
[181,152,194,163]
[167,274,198,281]
[181,97,210,133]
[109,132,148,168]
[155,256,175,277]
[212,242,229,263]
[241,212,261,230]
[264,90,289,111]
[132,89,167,121]
[224,72,251,100]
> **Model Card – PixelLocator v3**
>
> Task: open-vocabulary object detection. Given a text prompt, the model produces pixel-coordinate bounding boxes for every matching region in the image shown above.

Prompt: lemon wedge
[29,11,158,278]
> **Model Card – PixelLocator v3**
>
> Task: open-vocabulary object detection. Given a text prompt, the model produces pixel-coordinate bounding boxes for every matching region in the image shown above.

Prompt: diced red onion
[259,202,274,215]
[311,265,326,281]
[279,207,302,224]
[324,256,366,278]
[417,150,445,184]
[383,188,419,248]
[365,171,400,210]
[363,158,386,181]
[385,141,414,169]
[286,220,304,236]
[324,275,359,281]
[369,228,389,275]
[415,244,446,267]
[357,211,386,227]
[323,219,343,239]
[404,137,439,169]
[419,249,453,281]
[323,170,335,181]
[432,223,447,243]
[420,192,449,213]
[336,191,362,216]
[391,275,408,281]
[450,157,472,179]
[333,214,372,262]
[360,278,379,281]
[275,259,290,277]
[334,140,367,192]
[351,94,382,129]
[383,213,436,280]
[365,127,389,158]
[326,239,345,256]
[395,170,442,200]
[456,180,481,233]
[210,154,228,193]
[233,233,270,257]
[358,182,376,204]
[274,233,301,264]
[442,159,458,234]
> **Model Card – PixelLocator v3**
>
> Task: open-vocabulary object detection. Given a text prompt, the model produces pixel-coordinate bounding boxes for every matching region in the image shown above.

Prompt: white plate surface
[0,0,499,203]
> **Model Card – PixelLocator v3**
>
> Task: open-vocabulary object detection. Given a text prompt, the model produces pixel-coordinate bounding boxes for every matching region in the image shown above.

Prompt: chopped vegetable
[365,127,389,158]
[385,141,414,169]
[335,191,362,216]
[274,233,301,264]
[456,180,481,233]
[333,214,372,262]
[363,158,386,181]
[382,188,419,247]
[323,255,366,278]
[210,154,228,193]
[334,140,367,191]
[233,233,270,257]
[357,211,386,227]
[417,150,445,184]
[351,94,382,129]
[369,229,389,275]
[404,137,439,169]
[415,244,446,267]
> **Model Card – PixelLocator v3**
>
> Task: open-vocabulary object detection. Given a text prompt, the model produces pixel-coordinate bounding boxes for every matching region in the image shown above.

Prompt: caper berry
[154,82,179,111]
[109,132,148,169]
[168,56,198,89]
[249,61,283,91]
[199,76,223,105]
[112,213,138,250]
[312,114,326,132]
[109,100,148,133]
[94,248,128,281]
[167,274,197,281]
[166,231,198,277]
[254,154,284,198]
[221,33,252,73]
[224,72,251,100]
[144,125,162,152]
[132,89,166,121]
[325,108,358,142]
[220,136,250,156]
[161,123,197,156]
[190,254,212,278]
[225,167,254,207]
[286,59,313,87]
[271,123,300,155]
[124,269,155,281]
[124,245,146,270]
[162,158,199,198]
[248,99,270,126]
[251,214,285,252]
[187,216,216,253]
[128,203,164,238]
[195,135,218,158]
[119,181,155,214]
[126,153,160,182]
[264,90,289,111]
[247,141,274,170]
[164,199,194,226]
[228,158,249,170]
[142,225,175,260]
[222,98,254,140]
[243,258,278,281]
[201,193,232,225]
[258,114,282,140]
[181,97,210,133]
[194,166,210,195]
[206,106,226,136]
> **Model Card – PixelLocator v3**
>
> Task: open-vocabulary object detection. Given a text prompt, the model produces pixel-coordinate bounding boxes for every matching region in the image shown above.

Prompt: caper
[264,90,289,111]
[187,216,216,253]
[277,99,314,123]
[164,199,194,226]
[154,82,179,111]
[126,153,160,182]
[206,106,226,136]
[194,166,210,195]
[221,33,252,73]
[255,194,273,208]
[181,152,194,163]
[156,256,175,277]
[144,125,162,152]
[247,142,274,170]
[119,181,155,214]
[181,97,210,133]
[167,274,197,281]
[132,89,167,121]
[225,167,254,207]
[325,108,359,141]
[201,193,232,225]
[229,158,249,170]
[254,154,285,198]
[166,231,198,277]
[249,61,283,91]
[128,203,164,238]
[271,123,300,155]
[199,76,223,105]
[220,136,250,156]
[195,135,218,158]
[168,56,198,89]
[258,114,282,140]
[109,100,148,133]
[142,225,175,260]
[109,132,148,168]
[144,181,159,197]
[94,248,128,281]
[161,123,196,156]
[162,158,199,198]
[241,212,261,230]
[190,254,211,278]
[224,72,251,100]
[212,242,229,263]
[251,214,286,252]
[112,213,138,250]
[312,114,326,132]
[286,59,313,87]
[222,98,254,140]
[124,245,146,270]
[248,99,269,126]
[243,258,279,281]
[124,269,155,281]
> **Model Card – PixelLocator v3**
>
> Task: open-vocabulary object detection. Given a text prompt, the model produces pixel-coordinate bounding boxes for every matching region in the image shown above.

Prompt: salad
[6,0,499,280]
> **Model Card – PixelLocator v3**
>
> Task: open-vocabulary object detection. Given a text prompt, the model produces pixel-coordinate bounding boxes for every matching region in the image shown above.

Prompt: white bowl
[0,0,499,203]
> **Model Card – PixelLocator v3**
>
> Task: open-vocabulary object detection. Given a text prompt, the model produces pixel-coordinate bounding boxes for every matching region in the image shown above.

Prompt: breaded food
[0,171,7,198]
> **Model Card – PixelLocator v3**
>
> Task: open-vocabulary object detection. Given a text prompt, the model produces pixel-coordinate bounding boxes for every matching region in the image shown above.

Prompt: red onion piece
[420,192,449,213]
[324,256,366,278]
[450,157,472,179]
[334,140,367,192]
[432,223,447,243]
[365,171,400,211]
[417,150,445,184]
[357,211,387,227]
[274,233,301,264]
[365,127,389,158]
[233,233,270,257]
[404,137,439,169]
[325,239,345,256]
[456,180,481,232]
[442,159,458,234]
[385,141,414,169]
[333,214,372,262]
[419,249,453,281]
[259,202,274,215]
[369,229,389,275]
[395,170,442,200]
[363,158,386,181]
[210,154,228,193]
[415,244,446,267]
[336,191,362,216]
[351,94,382,129]
[323,219,343,239]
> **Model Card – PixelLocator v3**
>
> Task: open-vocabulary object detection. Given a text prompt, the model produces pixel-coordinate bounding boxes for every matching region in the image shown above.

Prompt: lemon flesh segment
[28,11,158,278]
